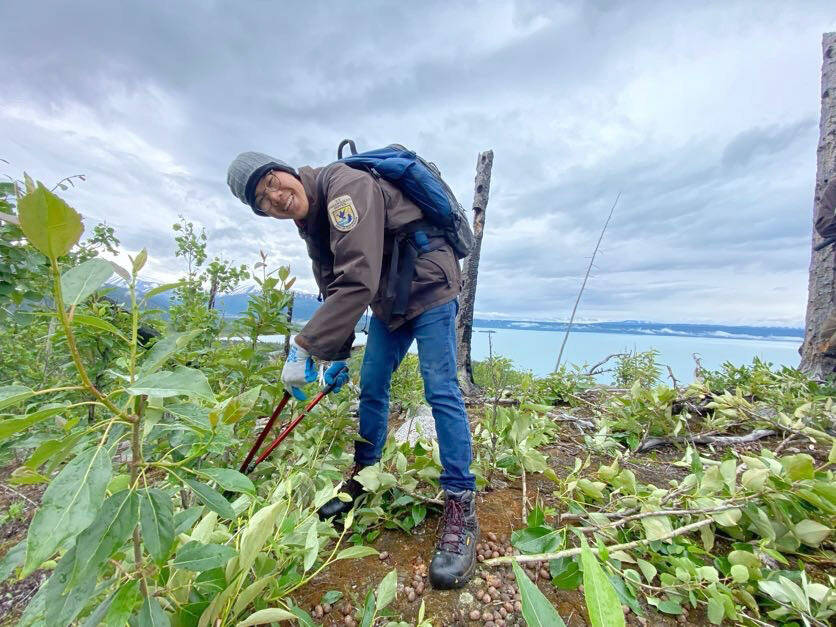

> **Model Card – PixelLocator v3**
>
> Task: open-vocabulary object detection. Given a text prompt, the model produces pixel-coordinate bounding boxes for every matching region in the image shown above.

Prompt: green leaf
[707,597,724,625]
[138,595,170,627]
[18,183,83,259]
[69,489,138,585]
[209,385,262,427]
[375,569,398,612]
[0,404,66,441]
[173,541,236,572]
[360,589,375,627]
[335,545,379,560]
[636,558,657,584]
[60,258,113,308]
[199,468,255,495]
[102,581,141,627]
[580,541,626,627]
[133,248,148,274]
[184,478,235,519]
[128,366,215,402]
[0,385,34,411]
[140,488,175,563]
[236,608,297,627]
[794,519,831,546]
[138,330,201,377]
[511,526,562,554]
[512,561,568,626]
[71,314,131,342]
[730,564,749,583]
[23,445,112,575]
[231,577,272,619]
[550,557,582,589]
[0,541,24,583]
[227,501,283,580]
[303,522,318,572]
[781,454,814,481]
[174,507,204,535]
[655,599,683,615]
[640,512,672,541]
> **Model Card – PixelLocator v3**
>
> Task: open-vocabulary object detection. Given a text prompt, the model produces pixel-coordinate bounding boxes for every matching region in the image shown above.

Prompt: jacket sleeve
[296,167,385,360]
[815,178,836,240]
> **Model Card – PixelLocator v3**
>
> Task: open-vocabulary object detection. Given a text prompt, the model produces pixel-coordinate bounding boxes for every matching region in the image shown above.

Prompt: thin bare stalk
[131,395,148,597]
[555,192,620,371]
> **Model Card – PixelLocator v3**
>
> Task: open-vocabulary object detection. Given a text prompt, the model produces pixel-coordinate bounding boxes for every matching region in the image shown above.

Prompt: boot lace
[437,498,466,554]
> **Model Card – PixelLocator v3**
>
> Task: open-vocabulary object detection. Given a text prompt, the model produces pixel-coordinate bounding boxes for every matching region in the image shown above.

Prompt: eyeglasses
[254,171,285,215]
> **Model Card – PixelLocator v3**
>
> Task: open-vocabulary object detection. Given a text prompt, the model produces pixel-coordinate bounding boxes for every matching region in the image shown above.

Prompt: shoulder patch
[327,195,359,232]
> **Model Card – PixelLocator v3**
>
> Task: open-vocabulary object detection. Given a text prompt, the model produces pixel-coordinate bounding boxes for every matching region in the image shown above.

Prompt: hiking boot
[317,463,367,521]
[429,489,479,589]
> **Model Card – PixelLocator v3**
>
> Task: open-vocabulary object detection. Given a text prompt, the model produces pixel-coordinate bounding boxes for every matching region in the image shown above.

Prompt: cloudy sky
[3,1,834,326]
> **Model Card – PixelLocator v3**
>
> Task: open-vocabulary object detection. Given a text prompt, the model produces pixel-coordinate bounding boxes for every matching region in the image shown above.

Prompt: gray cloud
[1,0,833,327]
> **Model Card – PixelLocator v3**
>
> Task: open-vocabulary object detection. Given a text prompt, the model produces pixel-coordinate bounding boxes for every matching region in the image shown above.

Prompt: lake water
[467,328,801,384]
[262,327,802,385]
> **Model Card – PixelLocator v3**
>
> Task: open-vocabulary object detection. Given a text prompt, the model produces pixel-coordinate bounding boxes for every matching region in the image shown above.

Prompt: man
[814,176,836,360]
[227,151,478,589]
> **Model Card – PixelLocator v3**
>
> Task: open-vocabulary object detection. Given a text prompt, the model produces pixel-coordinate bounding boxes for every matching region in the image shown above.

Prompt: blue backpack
[332,140,474,259]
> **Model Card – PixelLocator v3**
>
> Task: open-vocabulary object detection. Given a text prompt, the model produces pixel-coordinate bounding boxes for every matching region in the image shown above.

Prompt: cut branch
[485,518,714,566]
[635,429,775,453]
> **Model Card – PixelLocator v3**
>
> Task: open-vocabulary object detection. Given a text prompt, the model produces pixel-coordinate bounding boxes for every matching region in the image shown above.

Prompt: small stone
[622,604,629,614]
[416,582,425,595]
[485,622,496,627]
[514,601,522,612]
[487,531,498,542]
[578,585,584,594]
[637,618,648,626]
[478,554,485,562]
[408,591,417,602]
[470,609,482,620]
[323,603,331,613]
[539,568,550,579]
[492,551,500,558]
[488,586,498,597]
[344,617,355,627]
[500,592,510,602]
[406,586,414,596]
[483,594,492,604]
[504,601,514,613]
[315,605,323,616]
[379,551,389,560]
[482,611,494,621]
[499,607,508,618]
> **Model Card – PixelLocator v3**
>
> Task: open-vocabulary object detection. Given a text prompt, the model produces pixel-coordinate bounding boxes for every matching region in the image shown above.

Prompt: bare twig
[665,364,679,390]
[586,353,627,376]
[0,483,38,507]
[555,192,620,371]
[485,518,714,566]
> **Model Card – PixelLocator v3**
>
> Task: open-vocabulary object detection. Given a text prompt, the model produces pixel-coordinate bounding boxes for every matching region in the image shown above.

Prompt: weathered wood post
[456,150,494,395]
[801,32,836,377]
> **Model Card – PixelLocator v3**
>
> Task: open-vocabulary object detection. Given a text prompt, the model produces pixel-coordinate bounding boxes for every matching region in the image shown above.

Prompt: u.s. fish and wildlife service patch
[327,195,359,232]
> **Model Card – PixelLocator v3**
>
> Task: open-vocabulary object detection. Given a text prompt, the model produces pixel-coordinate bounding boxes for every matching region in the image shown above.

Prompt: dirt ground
[0,466,47,627]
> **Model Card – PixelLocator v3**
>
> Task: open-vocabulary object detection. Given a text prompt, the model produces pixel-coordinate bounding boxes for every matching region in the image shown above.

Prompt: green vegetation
[0,178,833,626]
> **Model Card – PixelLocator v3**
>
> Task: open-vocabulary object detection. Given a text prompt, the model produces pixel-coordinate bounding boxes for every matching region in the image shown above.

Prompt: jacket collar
[296,166,324,234]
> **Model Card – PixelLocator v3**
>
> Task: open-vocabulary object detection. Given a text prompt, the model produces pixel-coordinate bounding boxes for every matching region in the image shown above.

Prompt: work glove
[281,338,317,400]
[323,360,349,393]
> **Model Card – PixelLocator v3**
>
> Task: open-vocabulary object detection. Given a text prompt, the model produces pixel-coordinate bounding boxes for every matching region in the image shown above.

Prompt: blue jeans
[355,300,476,492]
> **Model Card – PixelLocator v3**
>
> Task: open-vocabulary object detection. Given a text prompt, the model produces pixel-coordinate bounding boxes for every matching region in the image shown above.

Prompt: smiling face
[253,170,309,220]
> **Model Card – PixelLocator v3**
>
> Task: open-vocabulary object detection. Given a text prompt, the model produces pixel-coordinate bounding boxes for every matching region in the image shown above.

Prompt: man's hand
[282,338,317,400]
[324,361,349,393]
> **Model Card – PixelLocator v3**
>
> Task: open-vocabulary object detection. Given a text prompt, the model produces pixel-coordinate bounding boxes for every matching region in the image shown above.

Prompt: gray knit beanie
[227,151,298,216]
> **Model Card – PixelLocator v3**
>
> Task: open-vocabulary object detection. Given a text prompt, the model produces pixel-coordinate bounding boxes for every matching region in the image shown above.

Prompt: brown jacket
[294,163,461,360]
[815,177,836,241]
